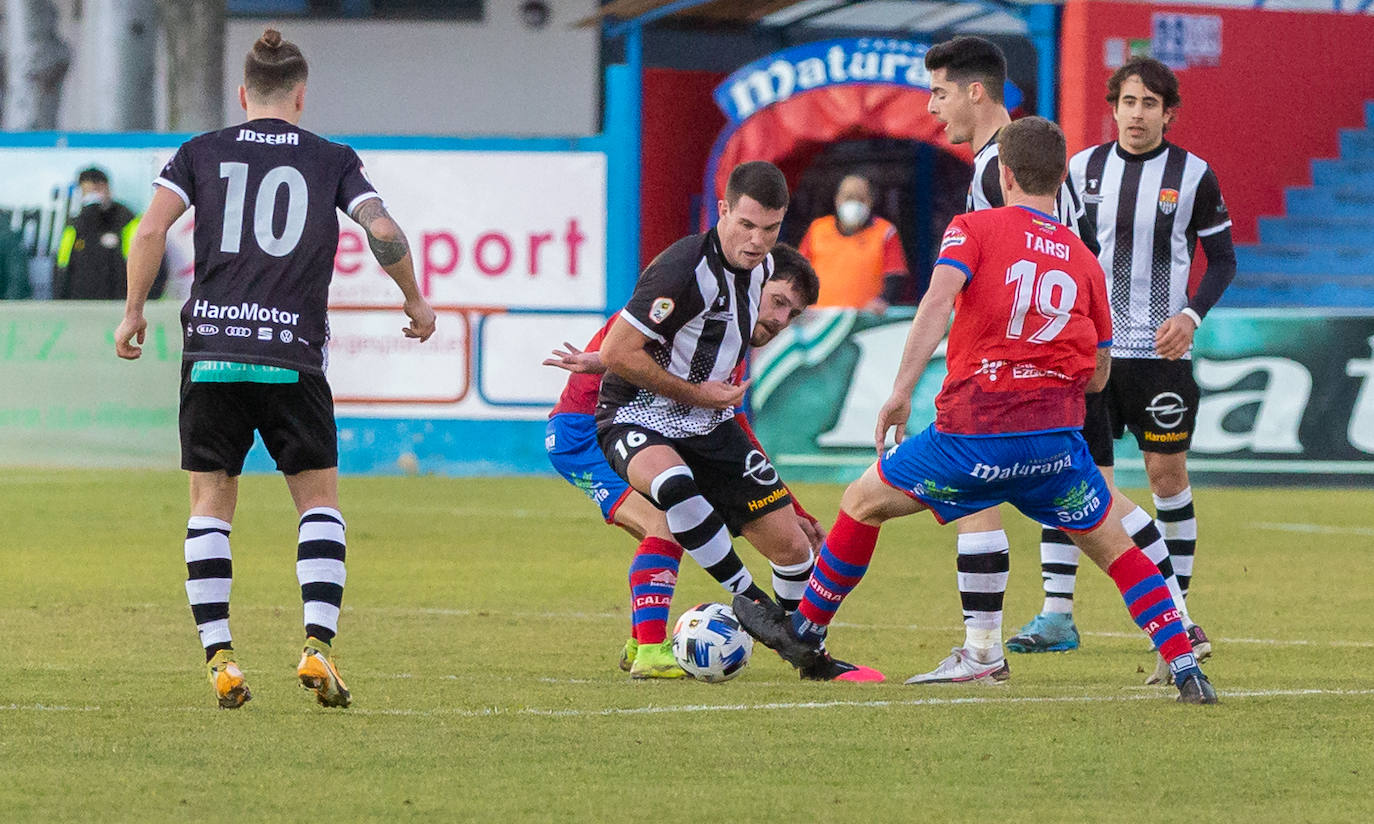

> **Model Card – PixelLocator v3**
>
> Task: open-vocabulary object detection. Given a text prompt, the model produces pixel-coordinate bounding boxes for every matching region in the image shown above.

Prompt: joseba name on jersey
[236,128,299,145]
[192,299,300,326]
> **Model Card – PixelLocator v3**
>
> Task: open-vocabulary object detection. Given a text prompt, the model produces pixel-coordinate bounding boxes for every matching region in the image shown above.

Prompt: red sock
[1108,547,1191,663]
[628,537,682,645]
[797,511,880,627]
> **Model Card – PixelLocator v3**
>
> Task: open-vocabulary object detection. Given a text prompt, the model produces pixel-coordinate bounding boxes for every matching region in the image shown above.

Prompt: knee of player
[839,479,885,525]
[647,465,697,509]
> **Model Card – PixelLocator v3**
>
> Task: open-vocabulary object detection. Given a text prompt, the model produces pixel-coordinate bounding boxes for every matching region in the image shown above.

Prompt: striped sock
[1122,504,1190,626]
[1038,528,1079,614]
[1154,487,1197,599]
[958,530,1009,654]
[1107,547,1191,664]
[185,516,233,661]
[652,466,764,601]
[771,551,814,613]
[628,536,682,645]
[792,512,879,642]
[297,507,347,645]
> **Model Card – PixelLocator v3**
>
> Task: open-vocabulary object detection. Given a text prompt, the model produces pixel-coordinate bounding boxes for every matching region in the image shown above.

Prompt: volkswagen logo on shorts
[280,329,294,343]
[1146,392,1188,429]
[741,449,778,485]
[226,326,252,338]
[196,324,219,336]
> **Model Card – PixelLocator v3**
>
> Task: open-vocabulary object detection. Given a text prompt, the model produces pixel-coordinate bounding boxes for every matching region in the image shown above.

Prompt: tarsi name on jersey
[1023,231,1070,262]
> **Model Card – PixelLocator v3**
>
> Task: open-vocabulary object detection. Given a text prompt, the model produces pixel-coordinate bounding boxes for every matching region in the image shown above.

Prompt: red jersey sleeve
[881,224,908,276]
[934,215,980,282]
[1085,257,1113,348]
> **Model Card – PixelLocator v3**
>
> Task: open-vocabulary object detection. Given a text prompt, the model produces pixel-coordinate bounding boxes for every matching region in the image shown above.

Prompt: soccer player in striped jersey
[544,244,825,679]
[596,162,882,682]
[1017,58,1236,683]
[115,30,436,709]
[734,117,1216,703]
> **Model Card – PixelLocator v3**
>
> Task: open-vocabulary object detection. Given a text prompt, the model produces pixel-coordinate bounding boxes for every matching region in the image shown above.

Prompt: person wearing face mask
[55,167,164,299]
[799,173,910,315]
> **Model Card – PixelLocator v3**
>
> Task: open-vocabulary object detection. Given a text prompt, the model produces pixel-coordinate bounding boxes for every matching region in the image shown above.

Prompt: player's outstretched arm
[542,341,604,374]
[351,197,435,342]
[116,186,186,360]
[875,265,962,451]
[600,316,744,410]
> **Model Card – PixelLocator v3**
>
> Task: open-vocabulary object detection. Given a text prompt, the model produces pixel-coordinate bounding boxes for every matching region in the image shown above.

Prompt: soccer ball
[671,602,753,683]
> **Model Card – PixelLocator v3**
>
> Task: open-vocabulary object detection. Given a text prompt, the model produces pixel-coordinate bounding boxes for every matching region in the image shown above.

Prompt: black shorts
[598,419,793,535]
[1101,357,1199,455]
[179,363,338,476]
[1081,391,1115,468]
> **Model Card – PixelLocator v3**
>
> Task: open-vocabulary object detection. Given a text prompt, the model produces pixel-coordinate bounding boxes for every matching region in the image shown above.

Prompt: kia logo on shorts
[196,324,219,336]
[225,326,252,338]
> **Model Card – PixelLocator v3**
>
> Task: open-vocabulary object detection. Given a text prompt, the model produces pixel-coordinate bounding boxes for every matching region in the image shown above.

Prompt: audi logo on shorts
[196,324,219,336]
[225,326,252,337]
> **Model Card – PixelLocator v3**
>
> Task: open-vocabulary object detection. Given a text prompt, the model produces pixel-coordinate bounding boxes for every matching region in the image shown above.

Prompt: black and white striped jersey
[596,230,768,438]
[1068,141,1231,359]
[967,135,1092,248]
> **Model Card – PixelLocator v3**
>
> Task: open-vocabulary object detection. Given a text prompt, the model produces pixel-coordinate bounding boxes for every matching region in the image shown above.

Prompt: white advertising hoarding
[0,146,610,422]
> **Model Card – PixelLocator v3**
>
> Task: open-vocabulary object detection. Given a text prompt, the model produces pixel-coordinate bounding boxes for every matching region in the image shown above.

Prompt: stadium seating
[1230,101,1374,308]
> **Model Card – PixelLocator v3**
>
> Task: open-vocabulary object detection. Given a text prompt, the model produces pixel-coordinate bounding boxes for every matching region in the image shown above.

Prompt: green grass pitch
[1,470,1372,822]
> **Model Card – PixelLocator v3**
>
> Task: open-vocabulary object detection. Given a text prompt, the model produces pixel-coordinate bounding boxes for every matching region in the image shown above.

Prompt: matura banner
[751,308,1374,486]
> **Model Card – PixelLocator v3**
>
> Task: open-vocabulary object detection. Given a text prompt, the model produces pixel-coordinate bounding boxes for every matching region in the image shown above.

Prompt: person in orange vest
[799,173,910,315]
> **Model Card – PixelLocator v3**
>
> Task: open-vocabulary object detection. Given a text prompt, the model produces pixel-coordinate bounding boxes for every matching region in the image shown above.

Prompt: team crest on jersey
[649,297,675,324]
[940,227,967,251]
[1158,188,1179,215]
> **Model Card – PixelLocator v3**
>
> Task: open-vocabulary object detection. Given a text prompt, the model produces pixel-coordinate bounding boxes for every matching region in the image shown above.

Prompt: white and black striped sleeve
[972,154,1004,211]
[619,246,701,344]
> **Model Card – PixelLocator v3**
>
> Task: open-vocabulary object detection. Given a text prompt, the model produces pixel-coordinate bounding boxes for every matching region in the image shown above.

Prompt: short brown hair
[769,243,819,306]
[725,161,789,211]
[924,36,1006,104]
[244,29,308,100]
[1106,57,1180,110]
[997,117,1066,196]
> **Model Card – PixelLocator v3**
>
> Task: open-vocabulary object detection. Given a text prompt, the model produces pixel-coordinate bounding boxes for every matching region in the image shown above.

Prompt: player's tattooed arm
[351,197,410,267]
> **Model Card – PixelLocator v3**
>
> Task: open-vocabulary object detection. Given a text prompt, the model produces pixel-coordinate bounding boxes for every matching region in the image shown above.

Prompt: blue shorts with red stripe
[877,424,1112,532]
[546,413,632,523]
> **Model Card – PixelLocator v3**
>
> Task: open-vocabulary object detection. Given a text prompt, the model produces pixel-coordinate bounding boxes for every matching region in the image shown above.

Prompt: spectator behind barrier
[798,173,910,316]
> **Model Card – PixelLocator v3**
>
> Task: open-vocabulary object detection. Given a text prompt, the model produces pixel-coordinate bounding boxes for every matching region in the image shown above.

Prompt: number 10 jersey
[156,117,380,375]
[933,205,1113,436]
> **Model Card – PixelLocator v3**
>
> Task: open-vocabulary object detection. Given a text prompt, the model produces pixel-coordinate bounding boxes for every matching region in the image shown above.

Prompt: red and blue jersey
[933,205,1112,436]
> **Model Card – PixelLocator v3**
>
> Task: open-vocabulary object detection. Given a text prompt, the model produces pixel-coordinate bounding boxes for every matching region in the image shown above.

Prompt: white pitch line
[1252,521,1374,538]
[6,688,1374,717]
[338,687,1374,720]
